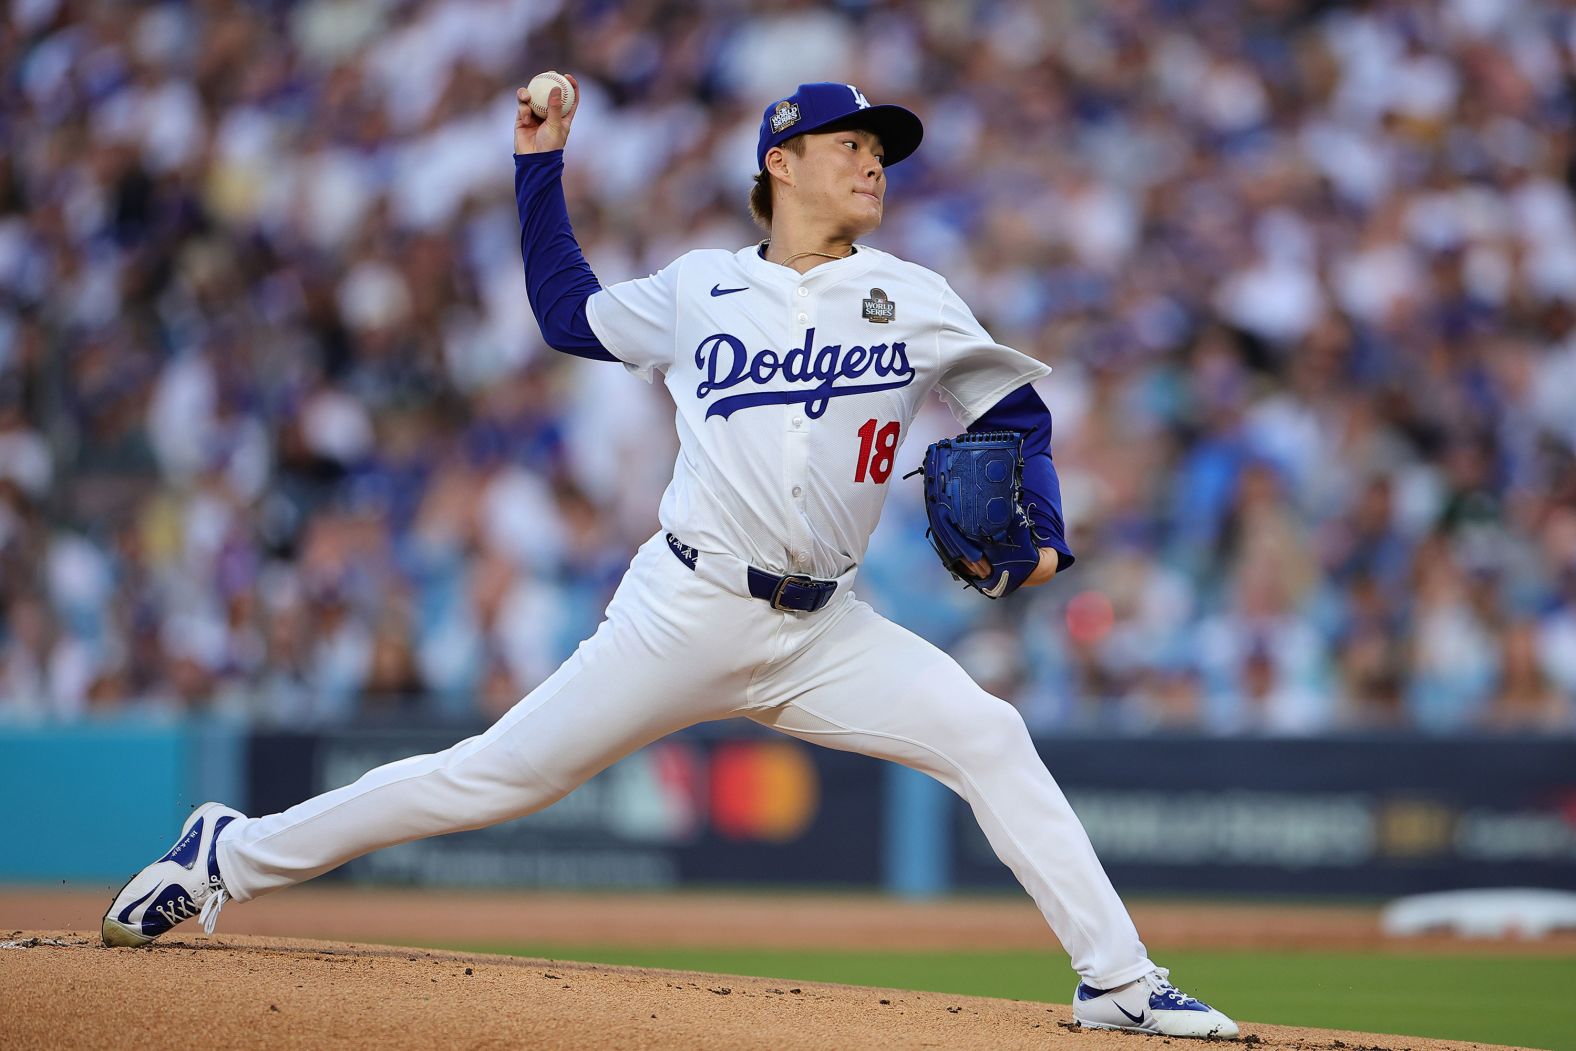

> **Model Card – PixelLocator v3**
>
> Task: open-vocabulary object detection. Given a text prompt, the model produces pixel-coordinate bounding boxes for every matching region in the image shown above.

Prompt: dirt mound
[0,932,1536,1051]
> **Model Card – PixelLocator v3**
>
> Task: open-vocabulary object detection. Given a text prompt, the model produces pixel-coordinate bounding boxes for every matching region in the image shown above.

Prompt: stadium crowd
[2,0,1575,734]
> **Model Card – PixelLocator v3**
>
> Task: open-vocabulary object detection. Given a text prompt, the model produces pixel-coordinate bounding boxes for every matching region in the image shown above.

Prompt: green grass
[446,944,1576,1050]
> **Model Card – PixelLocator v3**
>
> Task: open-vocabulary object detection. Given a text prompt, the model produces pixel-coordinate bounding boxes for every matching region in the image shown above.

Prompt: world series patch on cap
[756,82,924,171]
[769,100,801,134]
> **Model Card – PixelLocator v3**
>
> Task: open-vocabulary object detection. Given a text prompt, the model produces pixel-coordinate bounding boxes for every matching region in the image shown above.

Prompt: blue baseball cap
[755,82,924,171]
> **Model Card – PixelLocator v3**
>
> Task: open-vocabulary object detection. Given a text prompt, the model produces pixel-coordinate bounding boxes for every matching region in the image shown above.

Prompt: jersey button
[792,486,802,498]
[797,287,808,297]
[797,312,808,324]
[792,416,803,428]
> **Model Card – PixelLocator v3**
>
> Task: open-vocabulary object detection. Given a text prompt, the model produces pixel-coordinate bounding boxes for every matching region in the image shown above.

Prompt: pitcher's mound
[0,932,1535,1051]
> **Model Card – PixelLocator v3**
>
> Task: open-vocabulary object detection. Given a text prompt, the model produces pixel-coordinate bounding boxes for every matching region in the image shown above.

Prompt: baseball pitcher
[103,77,1238,1039]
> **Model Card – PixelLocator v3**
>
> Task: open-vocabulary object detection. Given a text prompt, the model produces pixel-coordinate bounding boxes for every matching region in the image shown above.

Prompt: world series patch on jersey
[584,244,1050,581]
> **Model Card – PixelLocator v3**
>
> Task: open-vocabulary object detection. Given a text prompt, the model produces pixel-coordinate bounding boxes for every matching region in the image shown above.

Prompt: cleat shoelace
[152,896,201,927]
[199,887,229,934]
[1147,968,1200,1007]
[148,878,230,934]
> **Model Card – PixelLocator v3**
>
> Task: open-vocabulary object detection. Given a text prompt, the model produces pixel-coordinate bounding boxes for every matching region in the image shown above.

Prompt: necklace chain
[760,240,855,267]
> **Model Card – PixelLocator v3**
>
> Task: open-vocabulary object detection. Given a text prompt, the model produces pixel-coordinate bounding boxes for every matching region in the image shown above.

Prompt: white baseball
[527,71,575,119]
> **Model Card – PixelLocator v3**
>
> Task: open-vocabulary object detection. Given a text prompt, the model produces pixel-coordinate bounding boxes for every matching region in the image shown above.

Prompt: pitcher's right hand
[515,73,579,154]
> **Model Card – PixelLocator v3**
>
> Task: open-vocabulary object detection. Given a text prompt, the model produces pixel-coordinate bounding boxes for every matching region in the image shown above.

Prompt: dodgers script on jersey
[586,245,1050,579]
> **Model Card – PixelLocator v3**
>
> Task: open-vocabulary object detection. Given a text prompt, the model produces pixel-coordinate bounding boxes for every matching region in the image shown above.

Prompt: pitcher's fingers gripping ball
[527,71,576,118]
[515,71,579,155]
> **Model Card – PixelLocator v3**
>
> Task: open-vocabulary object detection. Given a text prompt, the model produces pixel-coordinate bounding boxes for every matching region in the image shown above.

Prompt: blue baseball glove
[912,431,1041,599]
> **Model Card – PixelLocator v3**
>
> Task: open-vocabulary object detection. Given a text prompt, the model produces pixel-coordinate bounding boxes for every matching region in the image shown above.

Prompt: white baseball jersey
[585,245,1050,579]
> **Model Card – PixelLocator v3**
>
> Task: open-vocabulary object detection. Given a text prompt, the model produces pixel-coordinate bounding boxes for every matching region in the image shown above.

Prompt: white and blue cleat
[1073,967,1239,1038]
[102,801,244,947]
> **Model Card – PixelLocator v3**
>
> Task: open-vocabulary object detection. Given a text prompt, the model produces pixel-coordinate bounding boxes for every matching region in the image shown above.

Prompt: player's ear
[764,145,796,188]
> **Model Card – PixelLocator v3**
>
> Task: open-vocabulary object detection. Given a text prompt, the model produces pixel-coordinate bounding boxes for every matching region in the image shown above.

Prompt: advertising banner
[247,727,885,890]
[951,737,1576,896]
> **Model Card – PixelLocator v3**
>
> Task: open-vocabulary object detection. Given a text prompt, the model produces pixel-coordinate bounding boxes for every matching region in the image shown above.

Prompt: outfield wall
[3,720,1572,897]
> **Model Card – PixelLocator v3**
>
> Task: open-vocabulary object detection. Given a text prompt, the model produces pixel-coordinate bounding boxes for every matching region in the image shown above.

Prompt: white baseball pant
[217,532,1154,988]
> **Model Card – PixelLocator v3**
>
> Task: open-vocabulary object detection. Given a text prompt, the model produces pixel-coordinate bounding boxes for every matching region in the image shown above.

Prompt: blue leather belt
[745,565,838,613]
[666,533,838,613]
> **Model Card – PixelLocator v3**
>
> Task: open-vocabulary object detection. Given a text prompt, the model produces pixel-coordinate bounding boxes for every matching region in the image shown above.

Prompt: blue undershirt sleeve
[969,383,1076,571]
[514,151,614,362]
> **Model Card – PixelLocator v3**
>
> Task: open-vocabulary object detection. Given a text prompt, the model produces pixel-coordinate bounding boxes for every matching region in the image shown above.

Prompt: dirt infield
[3,890,1569,1049]
[0,931,1544,1051]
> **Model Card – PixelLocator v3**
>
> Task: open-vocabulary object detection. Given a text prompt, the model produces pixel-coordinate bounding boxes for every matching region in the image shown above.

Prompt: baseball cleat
[1073,967,1239,1039]
[102,801,244,947]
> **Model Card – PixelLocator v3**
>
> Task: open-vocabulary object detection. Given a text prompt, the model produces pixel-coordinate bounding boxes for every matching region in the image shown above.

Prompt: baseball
[527,71,575,119]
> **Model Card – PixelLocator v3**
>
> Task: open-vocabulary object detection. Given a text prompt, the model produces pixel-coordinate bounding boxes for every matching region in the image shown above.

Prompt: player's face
[792,127,887,235]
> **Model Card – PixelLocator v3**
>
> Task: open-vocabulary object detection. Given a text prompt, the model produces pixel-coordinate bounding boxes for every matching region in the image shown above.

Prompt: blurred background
[1,0,1574,906]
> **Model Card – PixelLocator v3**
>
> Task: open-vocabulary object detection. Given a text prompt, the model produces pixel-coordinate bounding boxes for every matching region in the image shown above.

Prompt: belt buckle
[771,574,815,611]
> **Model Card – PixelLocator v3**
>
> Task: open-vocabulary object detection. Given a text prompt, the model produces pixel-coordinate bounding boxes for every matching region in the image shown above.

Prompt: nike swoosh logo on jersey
[1117,1004,1147,1025]
[710,284,748,297]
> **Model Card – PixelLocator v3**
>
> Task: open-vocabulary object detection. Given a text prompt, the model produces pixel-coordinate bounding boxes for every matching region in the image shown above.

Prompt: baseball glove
[911,430,1042,599]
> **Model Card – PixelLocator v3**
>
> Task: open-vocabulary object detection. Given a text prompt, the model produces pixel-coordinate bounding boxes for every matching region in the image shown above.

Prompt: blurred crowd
[2,0,1575,734]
